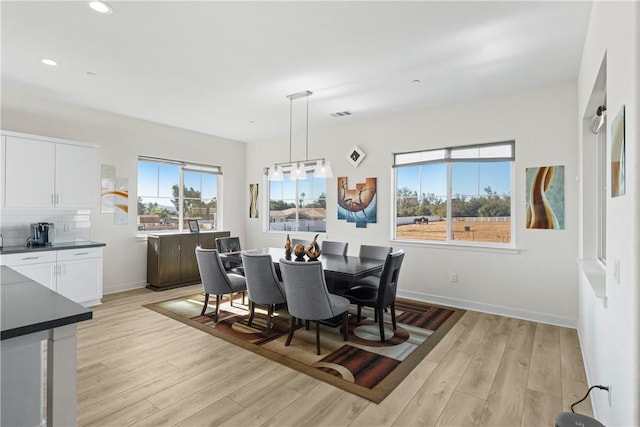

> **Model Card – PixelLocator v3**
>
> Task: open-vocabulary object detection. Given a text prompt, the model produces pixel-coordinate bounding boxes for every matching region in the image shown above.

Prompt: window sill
[392,238,519,254]
[578,258,607,301]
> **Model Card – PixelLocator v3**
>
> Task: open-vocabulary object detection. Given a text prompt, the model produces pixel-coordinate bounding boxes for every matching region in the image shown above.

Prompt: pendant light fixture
[267,90,333,181]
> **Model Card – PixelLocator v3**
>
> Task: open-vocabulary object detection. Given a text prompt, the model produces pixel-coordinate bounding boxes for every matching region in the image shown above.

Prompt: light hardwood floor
[77,286,594,427]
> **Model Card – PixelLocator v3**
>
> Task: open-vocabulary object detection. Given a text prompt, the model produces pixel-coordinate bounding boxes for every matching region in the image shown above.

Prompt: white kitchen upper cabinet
[55,143,97,208]
[4,136,56,208]
[1,132,98,209]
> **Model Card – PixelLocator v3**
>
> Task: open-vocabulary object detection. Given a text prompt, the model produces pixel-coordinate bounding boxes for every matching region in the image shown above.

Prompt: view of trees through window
[395,143,513,244]
[269,173,327,233]
[137,159,219,232]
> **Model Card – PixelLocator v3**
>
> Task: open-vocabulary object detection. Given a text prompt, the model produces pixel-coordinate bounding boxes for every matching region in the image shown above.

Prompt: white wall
[577,2,639,425]
[245,81,579,327]
[1,88,247,294]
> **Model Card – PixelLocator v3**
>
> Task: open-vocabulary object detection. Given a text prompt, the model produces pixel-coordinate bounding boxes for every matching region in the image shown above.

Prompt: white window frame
[137,156,222,234]
[392,141,516,249]
[264,171,328,236]
[597,118,607,262]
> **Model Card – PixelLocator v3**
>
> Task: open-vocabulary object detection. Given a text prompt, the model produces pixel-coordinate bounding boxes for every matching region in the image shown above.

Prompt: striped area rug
[145,294,463,403]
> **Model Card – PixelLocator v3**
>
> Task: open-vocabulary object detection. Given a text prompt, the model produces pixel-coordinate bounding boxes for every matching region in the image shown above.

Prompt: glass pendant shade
[314,159,333,178]
[268,165,284,181]
[291,163,307,180]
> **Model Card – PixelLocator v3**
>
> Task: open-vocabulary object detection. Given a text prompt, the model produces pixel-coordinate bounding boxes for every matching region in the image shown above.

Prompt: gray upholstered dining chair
[241,252,287,335]
[358,244,393,280]
[195,246,247,322]
[279,259,350,355]
[215,236,244,276]
[343,250,405,342]
[321,240,348,256]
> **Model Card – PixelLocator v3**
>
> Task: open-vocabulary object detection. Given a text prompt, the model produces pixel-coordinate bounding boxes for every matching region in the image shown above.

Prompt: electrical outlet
[64,224,71,232]
[450,273,458,283]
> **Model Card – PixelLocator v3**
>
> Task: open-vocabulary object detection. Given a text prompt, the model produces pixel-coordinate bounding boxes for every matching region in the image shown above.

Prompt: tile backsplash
[0,208,91,247]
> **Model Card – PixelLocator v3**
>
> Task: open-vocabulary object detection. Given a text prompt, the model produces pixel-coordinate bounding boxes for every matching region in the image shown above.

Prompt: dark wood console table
[146,231,230,290]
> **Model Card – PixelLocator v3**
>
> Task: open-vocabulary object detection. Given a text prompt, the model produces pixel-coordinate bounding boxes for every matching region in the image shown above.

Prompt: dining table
[221,247,384,292]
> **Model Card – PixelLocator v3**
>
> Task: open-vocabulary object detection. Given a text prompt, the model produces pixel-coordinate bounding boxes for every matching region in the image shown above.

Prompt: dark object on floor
[555,412,605,427]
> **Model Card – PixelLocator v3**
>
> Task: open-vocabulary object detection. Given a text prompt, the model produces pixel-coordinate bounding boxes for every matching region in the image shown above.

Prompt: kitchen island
[1,266,92,427]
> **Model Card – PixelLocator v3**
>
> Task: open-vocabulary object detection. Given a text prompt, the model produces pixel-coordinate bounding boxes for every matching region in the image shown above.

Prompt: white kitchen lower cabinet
[0,247,103,307]
[56,248,103,305]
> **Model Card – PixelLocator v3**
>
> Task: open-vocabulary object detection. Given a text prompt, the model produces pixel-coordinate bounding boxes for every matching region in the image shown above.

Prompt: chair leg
[378,308,385,342]
[229,293,234,307]
[316,321,321,355]
[201,293,210,316]
[266,304,273,335]
[342,312,349,341]
[390,303,397,330]
[286,316,296,346]
[214,295,221,322]
[356,305,362,323]
[247,300,255,327]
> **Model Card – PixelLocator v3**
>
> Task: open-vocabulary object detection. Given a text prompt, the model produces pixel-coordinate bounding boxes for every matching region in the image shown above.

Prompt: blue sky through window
[397,161,510,198]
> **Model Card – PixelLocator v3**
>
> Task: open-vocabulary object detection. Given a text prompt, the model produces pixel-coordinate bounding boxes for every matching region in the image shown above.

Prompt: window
[394,141,514,245]
[268,172,327,233]
[137,157,221,232]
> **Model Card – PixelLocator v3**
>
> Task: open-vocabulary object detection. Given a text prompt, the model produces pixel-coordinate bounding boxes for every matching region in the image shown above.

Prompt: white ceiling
[1,1,593,144]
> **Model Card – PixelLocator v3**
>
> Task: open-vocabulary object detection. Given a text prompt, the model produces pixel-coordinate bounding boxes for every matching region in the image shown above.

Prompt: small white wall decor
[346,146,366,168]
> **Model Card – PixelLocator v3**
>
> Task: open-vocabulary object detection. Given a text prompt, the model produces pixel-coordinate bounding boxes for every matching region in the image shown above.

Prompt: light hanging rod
[287,90,313,100]
[273,158,327,168]
[268,89,332,181]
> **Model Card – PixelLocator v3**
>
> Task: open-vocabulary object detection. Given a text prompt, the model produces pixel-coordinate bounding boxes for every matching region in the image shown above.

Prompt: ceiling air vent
[330,110,354,118]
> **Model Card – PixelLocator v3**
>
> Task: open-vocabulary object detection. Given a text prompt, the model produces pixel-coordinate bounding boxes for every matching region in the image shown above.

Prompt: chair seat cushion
[328,293,350,316]
[227,273,247,292]
[343,285,378,306]
[353,275,379,289]
[230,266,245,276]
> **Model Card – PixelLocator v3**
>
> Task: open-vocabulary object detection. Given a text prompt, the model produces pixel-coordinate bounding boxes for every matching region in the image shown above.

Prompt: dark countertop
[0,240,106,255]
[1,266,92,340]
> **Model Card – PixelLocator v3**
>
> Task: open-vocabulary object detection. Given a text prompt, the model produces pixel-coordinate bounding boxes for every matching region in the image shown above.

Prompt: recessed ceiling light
[86,71,96,77]
[412,79,421,84]
[41,58,58,66]
[88,1,113,15]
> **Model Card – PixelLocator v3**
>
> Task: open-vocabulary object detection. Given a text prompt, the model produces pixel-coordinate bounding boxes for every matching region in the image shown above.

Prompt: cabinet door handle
[51,194,55,206]
[56,193,60,205]
[74,252,89,256]
[21,256,40,260]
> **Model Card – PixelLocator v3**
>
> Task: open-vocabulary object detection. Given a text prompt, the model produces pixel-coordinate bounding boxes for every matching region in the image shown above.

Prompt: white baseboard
[103,281,147,295]
[397,290,577,328]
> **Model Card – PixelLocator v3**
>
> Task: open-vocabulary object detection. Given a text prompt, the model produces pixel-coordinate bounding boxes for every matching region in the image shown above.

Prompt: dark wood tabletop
[222,247,384,284]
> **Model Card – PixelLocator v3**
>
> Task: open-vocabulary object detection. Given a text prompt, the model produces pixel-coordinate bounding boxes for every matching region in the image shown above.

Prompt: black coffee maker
[30,222,54,246]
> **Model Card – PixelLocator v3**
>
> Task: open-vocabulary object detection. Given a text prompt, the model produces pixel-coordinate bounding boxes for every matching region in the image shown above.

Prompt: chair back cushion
[358,245,393,261]
[320,240,348,256]
[279,259,341,320]
[195,247,233,294]
[241,252,286,305]
[377,250,405,308]
[216,237,241,253]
